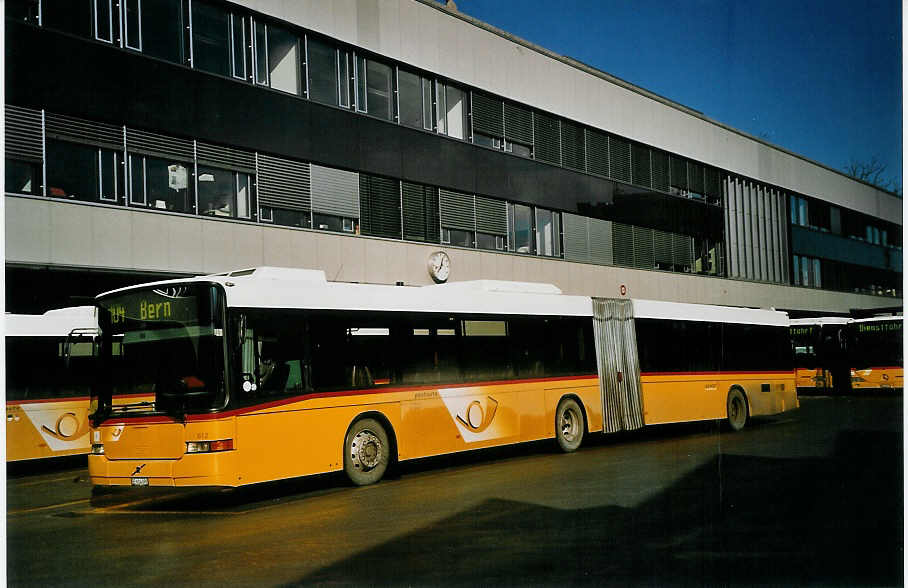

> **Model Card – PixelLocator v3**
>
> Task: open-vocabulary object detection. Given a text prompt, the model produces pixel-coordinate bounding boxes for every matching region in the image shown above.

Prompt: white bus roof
[97,266,790,326]
[4,306,97,337]
[851,315,903,324]
[790,316,851,326]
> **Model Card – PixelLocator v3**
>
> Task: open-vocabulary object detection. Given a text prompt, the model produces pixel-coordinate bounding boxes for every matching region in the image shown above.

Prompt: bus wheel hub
[352,431,382,470]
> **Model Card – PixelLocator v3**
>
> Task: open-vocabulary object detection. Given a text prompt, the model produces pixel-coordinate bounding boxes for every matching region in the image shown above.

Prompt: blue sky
[454,0,902,191]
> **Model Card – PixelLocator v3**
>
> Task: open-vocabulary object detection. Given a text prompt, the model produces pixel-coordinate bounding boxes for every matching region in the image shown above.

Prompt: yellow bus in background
[88,267,797,489]
[849,316,903,393]
[790,317,850,394]
[5,307,98,462]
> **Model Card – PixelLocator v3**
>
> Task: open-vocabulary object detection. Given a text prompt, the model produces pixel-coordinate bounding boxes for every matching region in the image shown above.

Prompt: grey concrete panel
[91,207,134,270]
[5,197,51,264]
[49,203,96,267]
[165,215,206,274]
[131,211,176,271]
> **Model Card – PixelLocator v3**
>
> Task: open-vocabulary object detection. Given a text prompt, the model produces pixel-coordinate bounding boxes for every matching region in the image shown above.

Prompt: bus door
[592,298,644,433]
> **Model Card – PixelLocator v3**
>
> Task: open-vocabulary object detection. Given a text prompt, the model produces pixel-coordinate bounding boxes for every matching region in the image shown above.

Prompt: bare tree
[843,156,902,195]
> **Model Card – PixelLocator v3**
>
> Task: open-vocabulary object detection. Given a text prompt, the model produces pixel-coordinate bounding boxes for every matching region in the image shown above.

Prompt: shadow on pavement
[295,430,902,587]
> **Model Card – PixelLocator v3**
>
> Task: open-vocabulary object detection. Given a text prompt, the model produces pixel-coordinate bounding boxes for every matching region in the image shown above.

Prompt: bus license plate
[131,477,149,487]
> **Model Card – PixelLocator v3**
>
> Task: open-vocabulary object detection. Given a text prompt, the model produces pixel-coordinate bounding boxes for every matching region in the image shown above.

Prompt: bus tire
[555,398,584,453]
[343,418,390,486]
[726,388,749,431]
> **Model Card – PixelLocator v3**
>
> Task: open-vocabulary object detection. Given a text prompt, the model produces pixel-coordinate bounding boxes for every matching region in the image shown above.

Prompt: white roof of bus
[4,306,97,337]
[790,316,851,326]
[851,315,903,324]
[97,266,789,326]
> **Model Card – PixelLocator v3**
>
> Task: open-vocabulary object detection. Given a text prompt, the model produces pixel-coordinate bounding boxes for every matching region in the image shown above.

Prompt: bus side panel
[641,374,723,425]
[852,367,904,392]
[234,402,402,486]
[738,375,798,416]
[6,400,91,461]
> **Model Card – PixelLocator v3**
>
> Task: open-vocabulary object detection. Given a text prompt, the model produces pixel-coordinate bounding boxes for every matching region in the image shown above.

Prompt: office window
[264,24,300,94]
[509,203,534,254]
[438,83,467,139]
[471,92,503,147]
[129,154,194,213]
[94,0,114,42]
[142,0,186,64]
[122,0,142,50]
[98,149,122,202]
[198,166,253,218]
[338,49,352,108]
[7,0,41,25]
[397,69,424,129]
[260,206,310,228]
[402,181,440,243]
[441,228,474,248]
[476,232,505,251]
[5,160,39,195]
[192,1,230,77]
[397,69,432,129]
[307,37,338,105]
[364,59,393,120]
[229,13,246,79]
[46,140,99,201]
[252,20,268,85]
[536,208,561,257]
[44,0,93,38]
[314,213,356,233]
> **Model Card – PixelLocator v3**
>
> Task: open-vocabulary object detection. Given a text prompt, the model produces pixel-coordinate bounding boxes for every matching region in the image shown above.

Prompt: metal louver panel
[632,226,654,269]
[562,213,590,262]
[592,298,644,433]
[670,155,687,190]
[257,154,311,211]
[672,233,693,268]
[588,217,613,266]
[439,188,475,232]
[5,105,43,161]
[533,112,561,166]
[585,129,609,177]
[359,174,401,239]
[608,135,631,183]
[631,143,651,188]
[689,161,705,195]
[46,112,123,149]
[561,120,584,171]
[126,128,193,159]
[653,230,673,264]
[475,195,507,235]
[471,92,503,138]
[197,142,255,172]
[612,223,634,266]
[651,150,669,192]
[402,181,439,243]
[503,102,533,146]
[310,164,360,217]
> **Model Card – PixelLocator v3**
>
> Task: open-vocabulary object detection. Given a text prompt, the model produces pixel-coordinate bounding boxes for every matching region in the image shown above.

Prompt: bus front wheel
[555,398,585,452]
[343,418,390,486]
[726,388,749,431]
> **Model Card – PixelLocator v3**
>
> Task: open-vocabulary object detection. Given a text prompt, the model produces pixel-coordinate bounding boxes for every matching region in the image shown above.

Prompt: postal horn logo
[456,396,499,433]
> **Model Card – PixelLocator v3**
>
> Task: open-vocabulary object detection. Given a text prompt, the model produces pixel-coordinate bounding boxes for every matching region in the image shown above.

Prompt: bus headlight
[186,439,234,453]
[91,443,105,455]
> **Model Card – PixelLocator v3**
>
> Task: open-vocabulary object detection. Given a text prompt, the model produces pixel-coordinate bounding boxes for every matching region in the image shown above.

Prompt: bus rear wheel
[726,388,748,431]
[344,418,390,486]
[555,398,584,452]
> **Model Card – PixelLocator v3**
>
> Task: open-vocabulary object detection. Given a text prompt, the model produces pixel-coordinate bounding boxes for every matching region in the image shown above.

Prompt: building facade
[4,0,902,314]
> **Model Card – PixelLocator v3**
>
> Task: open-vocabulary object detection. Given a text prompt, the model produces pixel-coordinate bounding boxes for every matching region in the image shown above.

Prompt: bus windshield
[94,284,227,420]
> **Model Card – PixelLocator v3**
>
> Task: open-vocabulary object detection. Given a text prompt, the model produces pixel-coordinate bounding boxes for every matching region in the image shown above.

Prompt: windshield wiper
[111,401,156,413]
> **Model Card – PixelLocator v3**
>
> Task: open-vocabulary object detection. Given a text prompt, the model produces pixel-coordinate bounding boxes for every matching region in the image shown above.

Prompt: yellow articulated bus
[88,267,797,488]
[6,307,99,462]
[849,316,903,393]
[789,317,850,394]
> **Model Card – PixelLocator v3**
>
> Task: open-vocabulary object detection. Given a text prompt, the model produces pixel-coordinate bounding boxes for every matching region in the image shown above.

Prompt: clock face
[427,251,450,283]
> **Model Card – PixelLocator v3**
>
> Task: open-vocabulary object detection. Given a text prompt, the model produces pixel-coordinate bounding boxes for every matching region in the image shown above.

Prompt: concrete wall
[8,196,897,313]
[237,0,900,224]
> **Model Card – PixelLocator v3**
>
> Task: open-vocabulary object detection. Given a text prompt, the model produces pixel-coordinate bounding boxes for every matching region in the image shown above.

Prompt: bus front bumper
[88,452,240,487]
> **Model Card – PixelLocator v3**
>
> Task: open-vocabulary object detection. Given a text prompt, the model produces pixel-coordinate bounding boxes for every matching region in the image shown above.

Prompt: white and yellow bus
[849,316,903,393]
[5,307,98,462]
[88,267,797,488]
